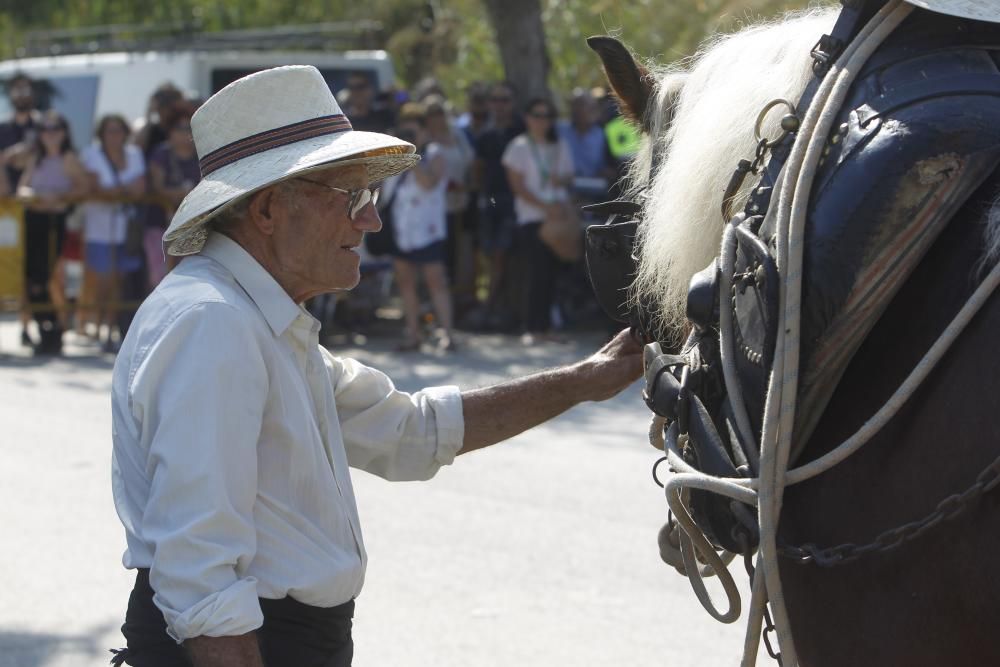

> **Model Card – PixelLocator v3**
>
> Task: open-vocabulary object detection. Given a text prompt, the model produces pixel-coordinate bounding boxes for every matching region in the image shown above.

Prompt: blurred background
[0,0,812,355]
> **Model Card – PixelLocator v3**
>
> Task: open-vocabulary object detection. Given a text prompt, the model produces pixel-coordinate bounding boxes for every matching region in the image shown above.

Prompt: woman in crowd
[502,97,575,343]
[16,110,89,353]
[146,103,199,288]
[424,96,476,314]
[389,103,455,351]
[79,114,146,352]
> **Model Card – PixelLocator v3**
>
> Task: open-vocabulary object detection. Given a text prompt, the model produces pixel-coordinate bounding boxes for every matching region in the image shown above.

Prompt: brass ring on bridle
[754,98,798,149]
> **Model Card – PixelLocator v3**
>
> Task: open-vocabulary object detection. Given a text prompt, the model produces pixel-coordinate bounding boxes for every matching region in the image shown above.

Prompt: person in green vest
[604,114,641,162]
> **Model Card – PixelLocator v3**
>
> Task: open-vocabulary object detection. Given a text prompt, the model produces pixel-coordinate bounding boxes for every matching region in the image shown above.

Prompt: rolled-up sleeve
[324,352,465,481]
[129,302,268,641]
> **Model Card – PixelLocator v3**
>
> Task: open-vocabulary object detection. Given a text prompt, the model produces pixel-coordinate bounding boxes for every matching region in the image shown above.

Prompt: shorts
[85,242,143,275]
[393,240,447,265]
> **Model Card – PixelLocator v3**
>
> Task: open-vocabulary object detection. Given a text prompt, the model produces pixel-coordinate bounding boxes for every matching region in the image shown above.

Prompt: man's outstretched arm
[459,329,644,454]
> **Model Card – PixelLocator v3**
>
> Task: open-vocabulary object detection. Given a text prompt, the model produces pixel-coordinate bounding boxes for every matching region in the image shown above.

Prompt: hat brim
[164,129,419,256]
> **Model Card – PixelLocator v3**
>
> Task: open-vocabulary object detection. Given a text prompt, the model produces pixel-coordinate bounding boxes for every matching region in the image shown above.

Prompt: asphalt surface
[0,317,764,666]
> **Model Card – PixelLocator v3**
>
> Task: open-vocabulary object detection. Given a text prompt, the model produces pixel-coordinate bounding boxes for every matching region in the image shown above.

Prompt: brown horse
[590,6,1000,666]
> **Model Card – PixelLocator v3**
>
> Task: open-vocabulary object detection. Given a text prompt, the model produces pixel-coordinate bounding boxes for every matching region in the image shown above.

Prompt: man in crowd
[340,71,395,133]
[473,81,524,330]
[0,73,41,187]
[110,65,642,667]
[557,89,617,206]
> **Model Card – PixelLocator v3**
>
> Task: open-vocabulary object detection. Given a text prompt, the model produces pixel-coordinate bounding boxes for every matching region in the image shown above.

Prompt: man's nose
[353,203,382,233]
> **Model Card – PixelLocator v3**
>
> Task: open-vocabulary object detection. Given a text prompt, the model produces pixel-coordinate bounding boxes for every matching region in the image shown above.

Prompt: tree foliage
[0,0,817,106]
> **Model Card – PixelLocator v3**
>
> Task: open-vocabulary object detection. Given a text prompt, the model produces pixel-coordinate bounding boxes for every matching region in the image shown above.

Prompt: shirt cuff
[158,576,264,643]
[422,384,465,466]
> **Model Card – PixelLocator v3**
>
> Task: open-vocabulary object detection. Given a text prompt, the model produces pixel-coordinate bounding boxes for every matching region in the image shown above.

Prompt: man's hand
[459,328,645,455]
[575,328,645,402]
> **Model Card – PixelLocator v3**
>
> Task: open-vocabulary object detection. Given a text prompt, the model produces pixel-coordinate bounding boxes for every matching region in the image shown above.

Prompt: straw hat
[163,65,418,256]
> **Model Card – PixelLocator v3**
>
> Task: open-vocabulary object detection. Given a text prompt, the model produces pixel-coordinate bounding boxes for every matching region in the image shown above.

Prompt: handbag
[103,148,145,258]
[539,200,583,262]
[527,138,582,262]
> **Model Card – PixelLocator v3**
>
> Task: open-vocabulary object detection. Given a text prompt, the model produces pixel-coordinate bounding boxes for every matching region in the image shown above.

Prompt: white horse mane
[628,8,1000,343]
[627,8,839,342]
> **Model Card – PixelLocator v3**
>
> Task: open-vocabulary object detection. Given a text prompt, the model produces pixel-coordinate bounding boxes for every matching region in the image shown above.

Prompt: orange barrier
[0,194,173,315]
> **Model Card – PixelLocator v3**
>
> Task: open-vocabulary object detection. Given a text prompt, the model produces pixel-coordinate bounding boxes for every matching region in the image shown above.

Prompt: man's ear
[247,187,278,234]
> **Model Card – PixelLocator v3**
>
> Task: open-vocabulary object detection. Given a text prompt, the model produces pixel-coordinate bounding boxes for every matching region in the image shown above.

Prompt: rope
[755,5,914,662]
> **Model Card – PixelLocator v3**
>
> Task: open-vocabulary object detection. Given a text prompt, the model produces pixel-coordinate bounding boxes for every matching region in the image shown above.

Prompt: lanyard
[527,136,552,189]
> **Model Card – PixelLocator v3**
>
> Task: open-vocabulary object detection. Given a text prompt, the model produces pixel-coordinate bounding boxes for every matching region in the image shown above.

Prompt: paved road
[0,319,764,666]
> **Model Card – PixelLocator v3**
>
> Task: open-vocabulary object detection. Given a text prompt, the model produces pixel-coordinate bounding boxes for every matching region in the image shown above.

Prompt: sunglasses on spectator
[527,111,556,119]
[296,177,380,220]
[490,96,513,103]
[41,125,65,132]
[348,82,371,92]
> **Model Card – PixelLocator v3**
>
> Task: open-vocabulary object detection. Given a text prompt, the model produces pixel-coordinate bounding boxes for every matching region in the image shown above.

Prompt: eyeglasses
[41,125,65,132]
[527,111,555,120]
[297,177,380,220]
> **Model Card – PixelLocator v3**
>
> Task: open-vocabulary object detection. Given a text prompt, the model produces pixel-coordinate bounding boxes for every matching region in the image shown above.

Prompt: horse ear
[587,36,655,129]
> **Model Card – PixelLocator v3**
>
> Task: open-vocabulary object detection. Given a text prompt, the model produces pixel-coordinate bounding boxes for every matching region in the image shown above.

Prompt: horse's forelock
[629,8,838,343]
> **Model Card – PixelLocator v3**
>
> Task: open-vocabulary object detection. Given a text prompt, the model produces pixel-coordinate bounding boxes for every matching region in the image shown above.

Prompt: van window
[46,75,100,148]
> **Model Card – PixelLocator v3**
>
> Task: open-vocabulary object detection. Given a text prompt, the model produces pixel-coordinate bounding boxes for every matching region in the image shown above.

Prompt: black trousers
[515,221,558,333]
[24,210,66,350]
[112,569,354,667]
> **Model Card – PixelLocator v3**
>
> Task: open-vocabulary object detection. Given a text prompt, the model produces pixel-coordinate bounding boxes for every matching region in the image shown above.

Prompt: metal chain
[741,538,783,666]
[780,454,1000,567]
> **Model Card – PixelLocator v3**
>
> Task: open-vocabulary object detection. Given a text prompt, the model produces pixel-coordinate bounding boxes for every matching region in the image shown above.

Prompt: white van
[0,49,395,148]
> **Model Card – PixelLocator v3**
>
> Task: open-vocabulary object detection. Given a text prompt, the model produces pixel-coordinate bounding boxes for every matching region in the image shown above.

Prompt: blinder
[582,199,661,340]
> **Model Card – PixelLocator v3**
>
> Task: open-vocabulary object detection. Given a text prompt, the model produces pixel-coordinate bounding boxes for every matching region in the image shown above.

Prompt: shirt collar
[200,232,302,337]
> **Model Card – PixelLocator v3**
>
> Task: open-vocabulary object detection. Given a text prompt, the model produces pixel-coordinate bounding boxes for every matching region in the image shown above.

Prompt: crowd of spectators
[0,69,639,356]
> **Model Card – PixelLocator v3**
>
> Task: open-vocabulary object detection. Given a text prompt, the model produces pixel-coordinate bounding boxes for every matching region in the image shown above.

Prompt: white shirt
[389,143,448,253]
[110,232,465,642]
[80,143,146,243]
[501,134,575,225]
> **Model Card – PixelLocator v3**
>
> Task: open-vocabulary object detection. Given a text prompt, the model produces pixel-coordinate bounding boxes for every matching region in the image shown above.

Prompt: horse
[588,4,1000,666]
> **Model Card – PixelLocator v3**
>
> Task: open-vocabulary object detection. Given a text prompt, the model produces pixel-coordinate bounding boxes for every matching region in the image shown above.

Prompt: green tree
[0,0,816,106]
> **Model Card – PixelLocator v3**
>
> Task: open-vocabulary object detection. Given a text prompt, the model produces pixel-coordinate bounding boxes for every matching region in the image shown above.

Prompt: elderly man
[110,66,642,667]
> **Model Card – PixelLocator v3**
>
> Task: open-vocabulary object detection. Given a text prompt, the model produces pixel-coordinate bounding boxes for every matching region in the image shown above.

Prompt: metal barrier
[0,193,173,342]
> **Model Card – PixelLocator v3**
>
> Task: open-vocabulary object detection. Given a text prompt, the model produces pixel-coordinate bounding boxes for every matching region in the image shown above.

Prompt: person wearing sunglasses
[502,98,576,343]
[472,81,525,331]
[15,110,89,354]
[147,103,201,288]
[384,102,455,351]
[109,67,642,667]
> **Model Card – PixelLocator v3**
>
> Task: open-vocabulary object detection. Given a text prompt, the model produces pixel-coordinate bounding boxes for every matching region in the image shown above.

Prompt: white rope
[650,249,1000,484]
[754,5,914,662]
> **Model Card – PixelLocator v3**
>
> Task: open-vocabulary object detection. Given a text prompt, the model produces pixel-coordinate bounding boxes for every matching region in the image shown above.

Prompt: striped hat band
[199,114,353,176]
